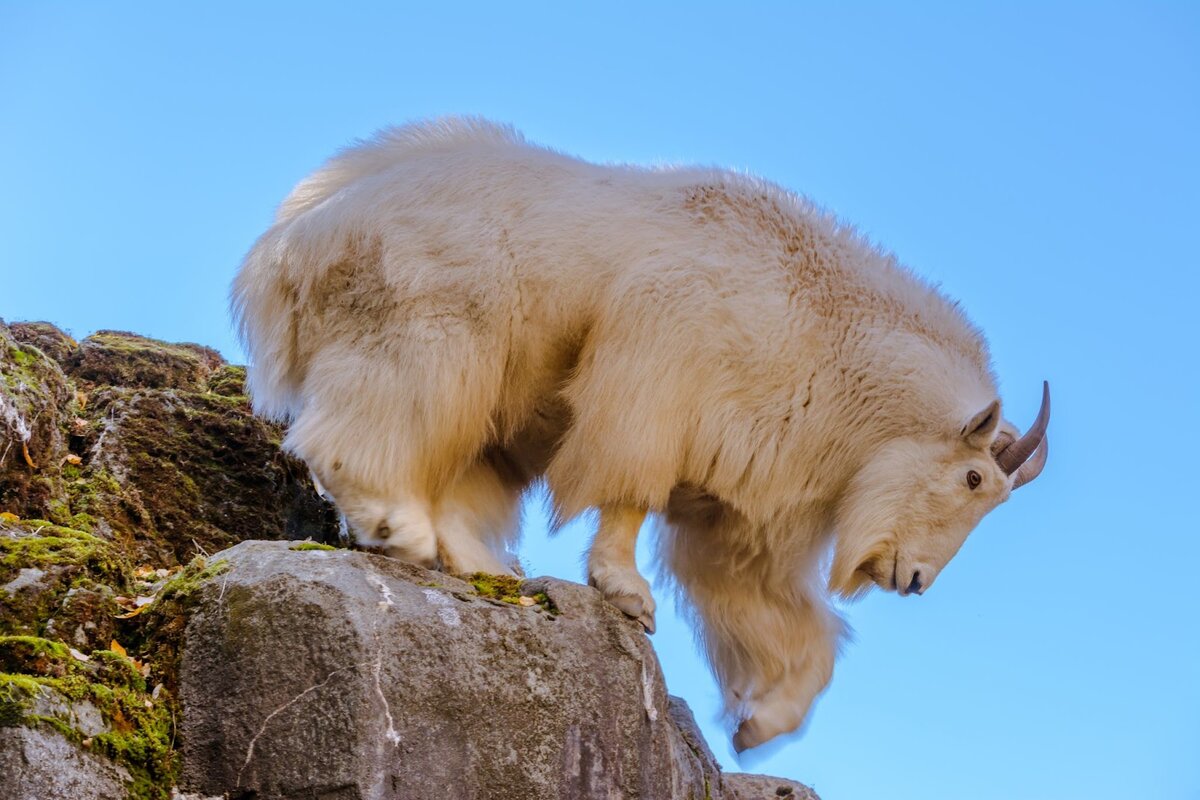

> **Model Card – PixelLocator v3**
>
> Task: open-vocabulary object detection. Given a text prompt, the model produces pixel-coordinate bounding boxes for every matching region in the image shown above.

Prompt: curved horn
[995,381,1050,475]
[1012,435,1048,489]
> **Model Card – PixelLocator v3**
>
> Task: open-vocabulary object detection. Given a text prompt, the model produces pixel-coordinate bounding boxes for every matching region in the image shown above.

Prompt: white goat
[232,118,1049,750]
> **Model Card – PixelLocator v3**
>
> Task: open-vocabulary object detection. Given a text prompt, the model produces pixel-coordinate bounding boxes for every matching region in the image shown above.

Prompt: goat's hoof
[588,567,657,634]
[732,719,764,753]
[605,592,657,634]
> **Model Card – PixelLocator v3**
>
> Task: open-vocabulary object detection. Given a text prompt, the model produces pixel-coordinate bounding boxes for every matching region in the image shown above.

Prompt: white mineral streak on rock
[641,659,658,722]
[421,588,460,627]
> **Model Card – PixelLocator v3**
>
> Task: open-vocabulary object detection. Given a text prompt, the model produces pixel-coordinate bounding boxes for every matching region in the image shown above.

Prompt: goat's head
[830,382,1049,599]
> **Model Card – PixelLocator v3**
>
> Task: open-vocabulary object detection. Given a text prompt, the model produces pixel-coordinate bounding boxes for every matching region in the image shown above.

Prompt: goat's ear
[961,400,1001,447]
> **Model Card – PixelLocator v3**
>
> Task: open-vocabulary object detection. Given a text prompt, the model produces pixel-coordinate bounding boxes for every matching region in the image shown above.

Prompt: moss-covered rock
[0,634,176,798]
[80,387,338,564]
[1,320,339,567]
[0,520,128,651]
[8,321,78,367]
[68,331,223,392]
[204,364,246,398]
[0,321,73,523]
[0,319,342,799]
[466,571,557,613]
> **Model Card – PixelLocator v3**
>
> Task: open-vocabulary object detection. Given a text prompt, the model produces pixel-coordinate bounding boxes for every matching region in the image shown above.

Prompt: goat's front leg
[587,505,656,633]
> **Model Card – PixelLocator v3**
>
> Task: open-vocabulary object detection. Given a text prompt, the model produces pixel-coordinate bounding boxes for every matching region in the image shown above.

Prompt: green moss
[92,697,175,800]
[290,541,336,551]
[91,650,147,692]
[0,673,39,726]
[153,557,229,603]
[206,364,246,397]
[128,556,228,696]
[529,591,555,613]
[64,468,126,522]
[466,572,524,602]
[466,572,557,613]
[8,345,36,368]
[0,521,127,586]
[29,712,76,739]
[0,644,175,798]
[0,635,71,674]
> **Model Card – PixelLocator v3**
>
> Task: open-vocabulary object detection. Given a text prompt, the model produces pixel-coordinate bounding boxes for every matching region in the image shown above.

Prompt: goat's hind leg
[588,506,656,633]
[289,336,500,569]
[434,455,523,575]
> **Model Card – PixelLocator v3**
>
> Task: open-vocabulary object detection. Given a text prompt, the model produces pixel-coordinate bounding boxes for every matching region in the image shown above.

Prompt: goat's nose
[905,572,923,596]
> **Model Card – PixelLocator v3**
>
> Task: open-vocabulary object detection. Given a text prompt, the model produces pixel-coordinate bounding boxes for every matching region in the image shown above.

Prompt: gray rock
[27,684,110,738]
[0,725,130,800]
[1,567,45,593]
[180,540,817,800]
[724,773,820,800]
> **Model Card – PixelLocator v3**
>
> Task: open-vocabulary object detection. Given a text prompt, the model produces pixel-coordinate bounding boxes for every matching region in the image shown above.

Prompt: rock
[0,522,128,650]
[0,725,130,800]
[0,320,340,565]
[0,319,342,800]
[79,386,338,564]
[724,774,821,800]
[68,331,223,392]
[8,321,78,367]
[205,364,246,398]
[0,321,73,521]
[0,319,821,799]
[180,541,815,799]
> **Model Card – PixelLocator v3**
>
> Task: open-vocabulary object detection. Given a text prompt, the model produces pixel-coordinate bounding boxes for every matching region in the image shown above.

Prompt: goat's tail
[230,230,304,422]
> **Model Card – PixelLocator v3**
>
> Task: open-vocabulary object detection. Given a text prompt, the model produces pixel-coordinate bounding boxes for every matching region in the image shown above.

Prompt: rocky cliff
[0,321,816,800]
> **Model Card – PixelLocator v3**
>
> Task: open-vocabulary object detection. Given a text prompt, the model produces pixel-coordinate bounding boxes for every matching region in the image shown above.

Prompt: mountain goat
[232,118,1050,750]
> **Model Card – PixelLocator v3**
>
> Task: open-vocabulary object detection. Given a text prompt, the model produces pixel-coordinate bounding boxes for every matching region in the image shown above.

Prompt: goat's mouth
[857,553,929,597]
[856,555,895,590]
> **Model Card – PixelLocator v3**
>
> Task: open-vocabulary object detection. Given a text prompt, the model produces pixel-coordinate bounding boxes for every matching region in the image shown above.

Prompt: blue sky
[2,3,1198,798]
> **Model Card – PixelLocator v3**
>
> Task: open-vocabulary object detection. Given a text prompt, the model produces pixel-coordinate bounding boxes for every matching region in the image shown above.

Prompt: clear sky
[2,3,1197,798]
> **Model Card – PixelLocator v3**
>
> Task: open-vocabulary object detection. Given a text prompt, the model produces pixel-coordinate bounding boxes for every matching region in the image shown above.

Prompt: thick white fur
[232,118,1025,749]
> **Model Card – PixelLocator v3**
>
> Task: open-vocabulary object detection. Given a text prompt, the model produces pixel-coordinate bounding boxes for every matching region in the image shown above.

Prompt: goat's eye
[966,470,982,490]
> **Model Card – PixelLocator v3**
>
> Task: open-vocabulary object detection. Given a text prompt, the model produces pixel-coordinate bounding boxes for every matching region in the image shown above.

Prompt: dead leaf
[0,512,18,523]
[110,704,131,732]
[68,647,92,662]
[63,454,82,466]
[21,442,37,469]
[115,604,149,619]
[75,391,88,410]
[109,639,127,658]
[71,417,89,435]
[133,565,157,580]
[517,596,537,607]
